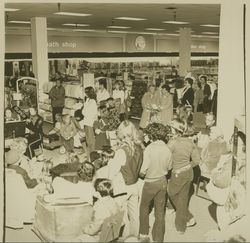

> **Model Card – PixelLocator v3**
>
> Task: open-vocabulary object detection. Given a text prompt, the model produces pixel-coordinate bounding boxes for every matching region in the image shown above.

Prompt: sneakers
[186,217,197,227]
[176,230,185,235]
[139,234,151,242]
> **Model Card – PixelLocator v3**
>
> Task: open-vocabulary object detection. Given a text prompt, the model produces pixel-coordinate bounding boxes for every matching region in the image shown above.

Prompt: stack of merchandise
[130,80,148,119]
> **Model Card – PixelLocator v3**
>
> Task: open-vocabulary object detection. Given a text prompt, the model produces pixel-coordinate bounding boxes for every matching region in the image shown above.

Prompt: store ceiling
[5,3,220,37]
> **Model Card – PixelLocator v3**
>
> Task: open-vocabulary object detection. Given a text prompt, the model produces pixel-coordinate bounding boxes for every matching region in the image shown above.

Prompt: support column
[217,2,245,141]
[31,17,49,88]
[179,27,191,77]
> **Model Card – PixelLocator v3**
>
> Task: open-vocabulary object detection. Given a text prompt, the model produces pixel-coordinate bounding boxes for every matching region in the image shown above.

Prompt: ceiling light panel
[54,12,92,17]
[115,17,146,21]
[8,21,30,24]
[73,29,96,32]
[162,21,189,24]
[5,8,20,12]
[107,26,131,29]
[200,24,219,27]
[62,23,90,27]
[202,31,218,35]
[145,28,165,31]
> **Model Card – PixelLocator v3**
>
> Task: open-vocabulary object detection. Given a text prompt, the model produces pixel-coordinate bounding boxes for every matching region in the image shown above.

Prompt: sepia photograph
[1,0,249,242]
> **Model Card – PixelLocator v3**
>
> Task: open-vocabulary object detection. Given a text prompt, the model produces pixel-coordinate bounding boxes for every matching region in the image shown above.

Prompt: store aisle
[5,183,218,242]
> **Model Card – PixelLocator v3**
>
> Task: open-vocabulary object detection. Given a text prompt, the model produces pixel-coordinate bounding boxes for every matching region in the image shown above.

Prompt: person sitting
[25,107,43,158]
[48,162,96,205]
[77,178,121,242]
[199,126,228,175]
[5,148,39,189]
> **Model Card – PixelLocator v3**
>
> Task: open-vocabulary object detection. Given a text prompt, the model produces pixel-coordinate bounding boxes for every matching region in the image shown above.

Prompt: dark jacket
[120,144,143,185]
[49,85,65,108]
[181,87,194,107]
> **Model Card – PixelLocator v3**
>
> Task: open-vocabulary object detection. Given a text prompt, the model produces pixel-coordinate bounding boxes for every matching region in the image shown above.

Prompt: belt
[172,164,192,174]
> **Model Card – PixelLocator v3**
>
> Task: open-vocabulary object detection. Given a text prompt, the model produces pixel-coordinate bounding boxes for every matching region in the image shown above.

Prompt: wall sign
[135,36,146,50]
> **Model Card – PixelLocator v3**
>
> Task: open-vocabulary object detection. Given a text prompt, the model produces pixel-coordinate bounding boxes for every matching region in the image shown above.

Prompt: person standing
[200,76,211,114]
[49,79,65,124]
[139,85,160,129]
[181,78,195,108]
[139,123,172,242]
[159,84,173,126]
[112,81,126,121]
[96,78,110,105]
[193,81,204,113]
[108,120,143,238]
[168,119,200,235]
[81,87,98,156]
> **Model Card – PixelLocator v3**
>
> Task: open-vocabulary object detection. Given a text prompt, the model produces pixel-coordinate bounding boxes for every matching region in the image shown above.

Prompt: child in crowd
[59,114,78,162]
[139,123,172,242]
[167,118,200,235]
[77,178,121,242]
[93,105,111,150]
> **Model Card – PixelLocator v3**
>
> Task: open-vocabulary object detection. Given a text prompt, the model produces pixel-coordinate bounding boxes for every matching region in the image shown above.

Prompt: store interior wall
[5,32,219,54]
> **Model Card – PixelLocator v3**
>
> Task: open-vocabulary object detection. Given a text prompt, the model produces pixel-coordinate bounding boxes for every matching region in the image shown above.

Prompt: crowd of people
[5,74,247,242]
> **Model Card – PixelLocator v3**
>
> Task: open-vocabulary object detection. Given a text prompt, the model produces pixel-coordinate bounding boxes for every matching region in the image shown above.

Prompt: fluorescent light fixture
[192,34,219,38]
[175,30,194,33]
[8,20,30,24]
[145,28,165,31]
[162,33,179,36]
[202,31,218,35]
[47,28,57,30]
[54,12,91,17]
[138,31,156,35]
[108,30,129,34]
[115,17,146,21]
[63,23,90,27]
[200,24,219,27]
[107,26,131,29]
[163,21,189,24]
[73,29,96,32]
[5,8,20,11]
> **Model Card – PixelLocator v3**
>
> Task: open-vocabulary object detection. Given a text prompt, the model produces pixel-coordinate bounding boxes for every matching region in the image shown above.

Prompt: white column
[245,1,250,242]
[179,27,191,77]
[217,2,245,141]
[31,17,49,88]
[0,1,4,240]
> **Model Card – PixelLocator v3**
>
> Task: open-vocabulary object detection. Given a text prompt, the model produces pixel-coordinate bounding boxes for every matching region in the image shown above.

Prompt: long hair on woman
[116,120,141,155]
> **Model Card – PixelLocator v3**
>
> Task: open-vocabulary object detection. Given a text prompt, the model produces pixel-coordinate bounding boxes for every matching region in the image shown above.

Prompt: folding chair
[28,134,43,158]
[196,171,212,201]
[99,210,125,242]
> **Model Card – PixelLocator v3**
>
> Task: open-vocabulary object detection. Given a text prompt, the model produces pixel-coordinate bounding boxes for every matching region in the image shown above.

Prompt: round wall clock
[135,35,146,50]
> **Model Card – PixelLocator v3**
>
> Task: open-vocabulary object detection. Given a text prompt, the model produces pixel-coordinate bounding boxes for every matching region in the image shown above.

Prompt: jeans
[84,125,95,154]
[139,177,168,242]
[52,106,63,124]
[168,168,194,232]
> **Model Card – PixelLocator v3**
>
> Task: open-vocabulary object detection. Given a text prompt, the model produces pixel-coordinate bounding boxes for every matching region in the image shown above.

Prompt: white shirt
[112,90,125,104]
[82,98,98,127]
[52,177,95,205]
[140,140,172,182]
[97,89,110,103]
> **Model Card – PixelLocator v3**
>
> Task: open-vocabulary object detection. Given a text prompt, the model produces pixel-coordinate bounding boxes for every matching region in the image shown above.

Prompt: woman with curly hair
[107,120,143,238]
[138,123,172,242]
